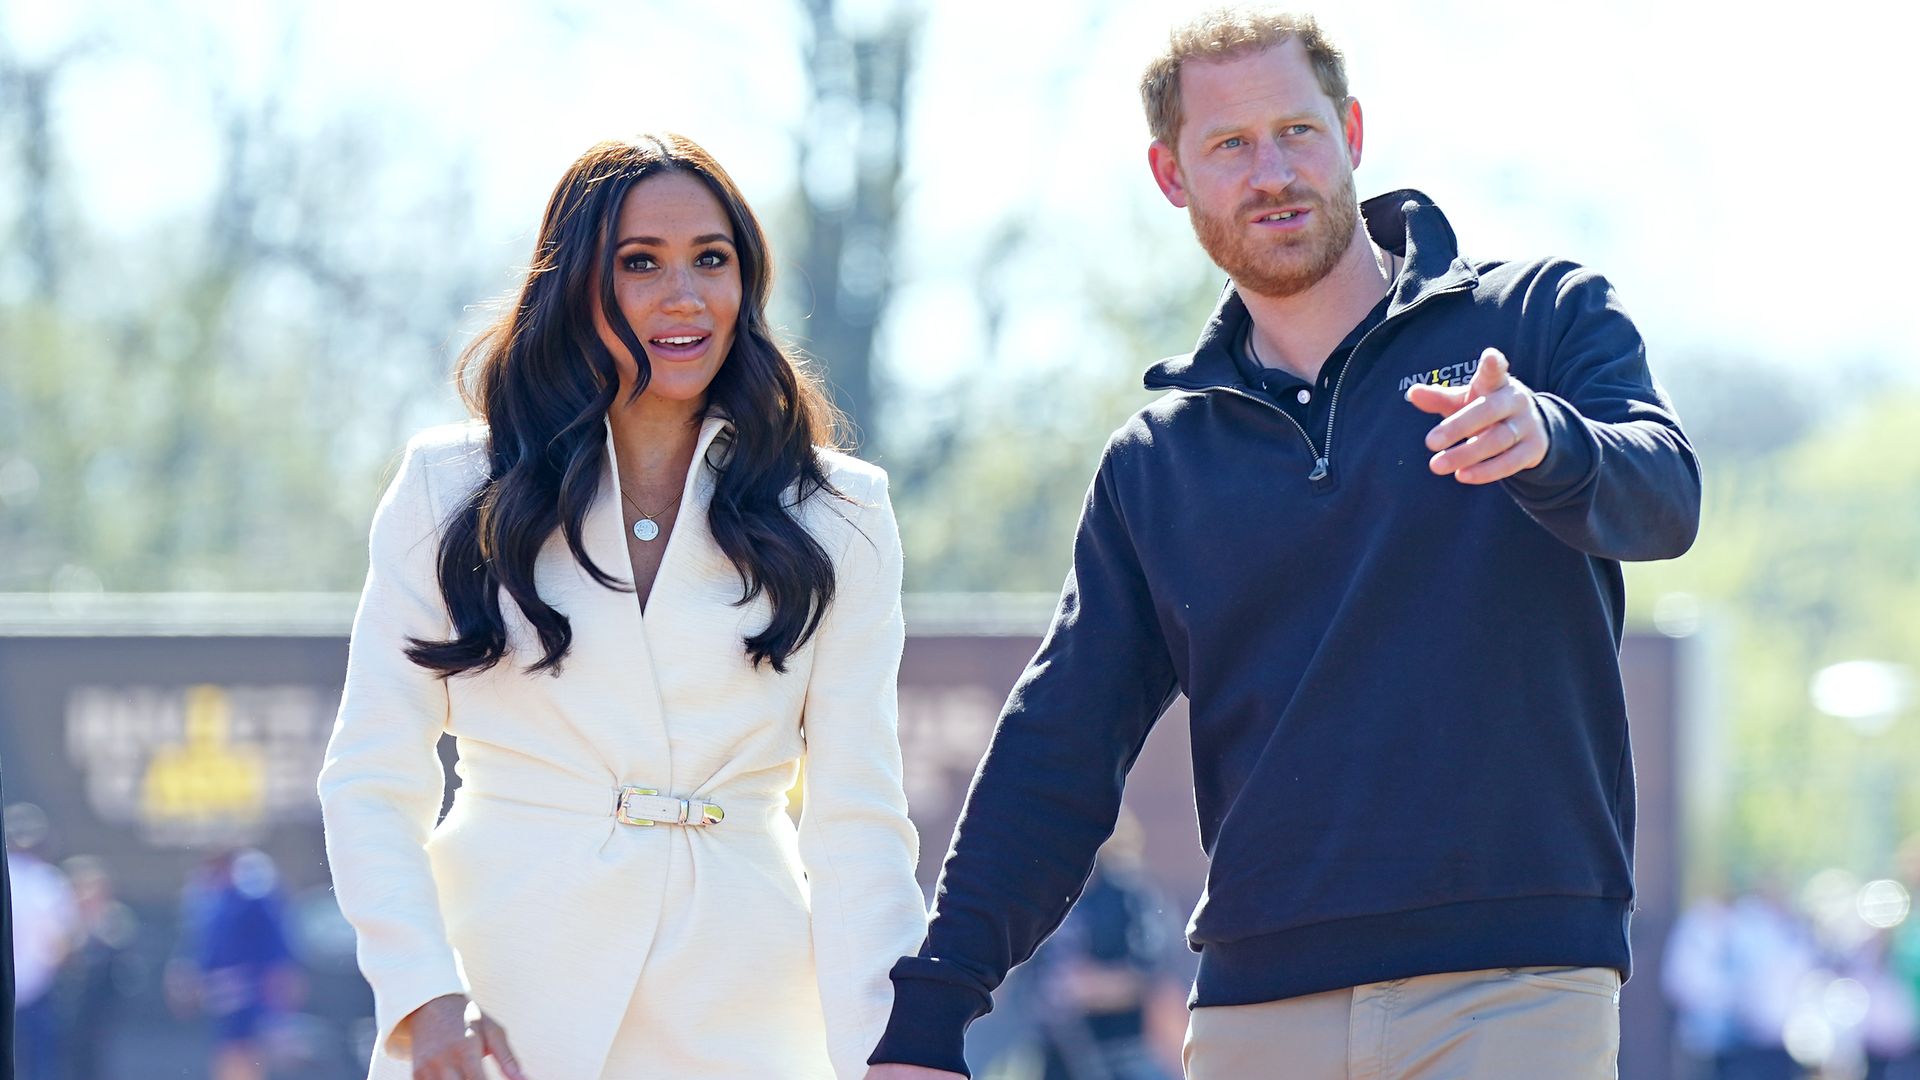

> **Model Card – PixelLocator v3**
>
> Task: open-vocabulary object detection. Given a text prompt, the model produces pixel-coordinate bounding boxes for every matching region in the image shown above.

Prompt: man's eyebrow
[1196,112,1324,142]
[617,233,736,246]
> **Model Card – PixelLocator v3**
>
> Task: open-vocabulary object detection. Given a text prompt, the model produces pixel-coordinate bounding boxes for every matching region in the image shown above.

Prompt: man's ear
[1342,96,1364,170]
[1148,140,1189,208]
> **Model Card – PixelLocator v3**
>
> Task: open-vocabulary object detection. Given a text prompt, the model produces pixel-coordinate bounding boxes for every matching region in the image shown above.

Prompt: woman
[318,134,927,1080]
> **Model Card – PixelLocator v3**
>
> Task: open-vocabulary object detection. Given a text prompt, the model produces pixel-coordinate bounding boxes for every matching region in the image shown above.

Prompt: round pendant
[632,518,660,542]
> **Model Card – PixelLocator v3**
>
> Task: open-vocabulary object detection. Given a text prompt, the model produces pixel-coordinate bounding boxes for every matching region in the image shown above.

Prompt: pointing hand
[1404,348,1548,484]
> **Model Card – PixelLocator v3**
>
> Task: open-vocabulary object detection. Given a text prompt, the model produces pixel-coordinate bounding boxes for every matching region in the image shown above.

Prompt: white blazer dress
[317,416,928,1079]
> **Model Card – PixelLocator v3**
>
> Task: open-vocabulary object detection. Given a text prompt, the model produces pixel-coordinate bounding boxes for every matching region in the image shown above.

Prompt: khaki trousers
[1183,966,1621,1080]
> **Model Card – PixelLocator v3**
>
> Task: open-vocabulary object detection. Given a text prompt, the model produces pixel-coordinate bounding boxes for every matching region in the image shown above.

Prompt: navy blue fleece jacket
[871,190,1702,1074]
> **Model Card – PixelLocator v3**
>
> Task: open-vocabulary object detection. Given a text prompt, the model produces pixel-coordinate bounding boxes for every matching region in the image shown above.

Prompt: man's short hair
[1140,7,1351,149]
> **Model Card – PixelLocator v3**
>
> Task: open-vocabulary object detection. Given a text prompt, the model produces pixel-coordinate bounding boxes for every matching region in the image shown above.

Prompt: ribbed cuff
[866,965,994,1076]
[1504,392,1598,506]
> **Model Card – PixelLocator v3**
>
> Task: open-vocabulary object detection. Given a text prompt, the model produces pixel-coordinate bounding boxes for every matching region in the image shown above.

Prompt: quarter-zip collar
[1145,189,1478,394]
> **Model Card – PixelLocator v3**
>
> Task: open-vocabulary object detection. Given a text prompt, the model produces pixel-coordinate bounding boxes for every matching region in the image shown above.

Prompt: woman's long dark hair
[407,133,847,677]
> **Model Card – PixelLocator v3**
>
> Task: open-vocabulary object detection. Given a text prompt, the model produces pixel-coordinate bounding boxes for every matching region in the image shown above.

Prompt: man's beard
[1189,175,1360,298]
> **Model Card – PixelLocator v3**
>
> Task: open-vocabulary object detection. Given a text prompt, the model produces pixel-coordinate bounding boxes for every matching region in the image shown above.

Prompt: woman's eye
[622,255,656,272]
[696,250,730,268]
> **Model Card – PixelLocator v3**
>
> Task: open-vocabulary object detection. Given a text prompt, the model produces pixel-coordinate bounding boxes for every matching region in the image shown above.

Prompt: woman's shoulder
[804,450,899,565]
[390,421,489,514]
[812,446,889,503]
[403,419,488,465]
[399,420,488,485]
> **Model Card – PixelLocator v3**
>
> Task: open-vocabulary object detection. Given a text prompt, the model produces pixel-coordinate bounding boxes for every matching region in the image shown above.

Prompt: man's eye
[1284,124,1311,136]
[1220,136,1245,149]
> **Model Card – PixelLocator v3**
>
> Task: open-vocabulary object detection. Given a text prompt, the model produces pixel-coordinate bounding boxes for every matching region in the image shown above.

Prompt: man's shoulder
[1467,254,1617,305]
[1102,390,1212,462]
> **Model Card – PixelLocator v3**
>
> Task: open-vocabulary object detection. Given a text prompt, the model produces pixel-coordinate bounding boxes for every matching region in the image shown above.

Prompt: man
[3,781,15,1080]
[6,804,79,1080]
[169,850,301,1080]
[1026,814,1172,1080]
[868,7,1699,1079]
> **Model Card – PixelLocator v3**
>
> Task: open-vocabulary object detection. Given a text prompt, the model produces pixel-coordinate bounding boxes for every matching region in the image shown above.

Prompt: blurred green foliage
[1626,393,1920,886]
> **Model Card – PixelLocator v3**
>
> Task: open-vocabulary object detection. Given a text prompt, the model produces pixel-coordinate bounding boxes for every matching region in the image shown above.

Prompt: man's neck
[1241,225,1394,384]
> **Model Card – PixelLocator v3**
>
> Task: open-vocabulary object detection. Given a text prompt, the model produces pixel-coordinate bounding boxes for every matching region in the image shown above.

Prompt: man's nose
[1249,138,1296,195]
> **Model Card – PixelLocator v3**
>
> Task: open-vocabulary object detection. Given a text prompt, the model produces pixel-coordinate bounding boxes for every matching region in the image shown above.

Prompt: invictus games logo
[1399,356,1483,393]
[65,683,336,846]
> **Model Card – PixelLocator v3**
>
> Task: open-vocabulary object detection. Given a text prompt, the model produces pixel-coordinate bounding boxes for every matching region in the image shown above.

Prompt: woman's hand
[405,994,530,1080]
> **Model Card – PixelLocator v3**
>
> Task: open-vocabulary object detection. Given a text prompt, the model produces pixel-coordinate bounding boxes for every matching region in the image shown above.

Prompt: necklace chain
[620,484,682,522]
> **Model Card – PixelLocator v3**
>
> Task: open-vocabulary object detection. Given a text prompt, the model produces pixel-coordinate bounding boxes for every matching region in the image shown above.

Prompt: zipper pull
[1308,457,1329,481]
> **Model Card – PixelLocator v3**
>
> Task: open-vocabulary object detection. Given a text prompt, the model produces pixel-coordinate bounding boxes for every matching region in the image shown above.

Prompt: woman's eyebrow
[617,233,736,246]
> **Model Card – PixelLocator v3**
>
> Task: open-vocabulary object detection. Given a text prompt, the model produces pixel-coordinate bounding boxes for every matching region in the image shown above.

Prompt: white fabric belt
[613,786,726,827]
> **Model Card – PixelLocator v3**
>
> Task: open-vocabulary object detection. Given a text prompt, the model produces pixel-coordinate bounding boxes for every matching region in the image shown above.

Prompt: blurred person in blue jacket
[167,849,304,1080]
[1664,891,1740,1078]
[1665,878,1819,1080]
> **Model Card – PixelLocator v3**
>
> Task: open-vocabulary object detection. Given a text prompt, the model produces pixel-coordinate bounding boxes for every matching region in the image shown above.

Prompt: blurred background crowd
[4,0,1918,1076]
[11,802,1920,1079]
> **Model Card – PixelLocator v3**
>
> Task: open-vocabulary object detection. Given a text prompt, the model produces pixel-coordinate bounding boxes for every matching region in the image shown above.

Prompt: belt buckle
[616,786,662,827]
[615,786,725,827]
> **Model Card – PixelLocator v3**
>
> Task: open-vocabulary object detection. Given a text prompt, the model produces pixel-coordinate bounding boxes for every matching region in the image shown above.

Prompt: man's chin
[1232,276,1314,300]
[1225,258,1326,299]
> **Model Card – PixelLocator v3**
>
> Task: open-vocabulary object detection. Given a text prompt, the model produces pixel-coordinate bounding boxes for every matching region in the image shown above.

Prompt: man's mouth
[1254,209,1308,223]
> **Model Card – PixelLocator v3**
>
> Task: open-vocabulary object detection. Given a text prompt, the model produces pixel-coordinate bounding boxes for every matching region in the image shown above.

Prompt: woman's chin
[619,372,718,407]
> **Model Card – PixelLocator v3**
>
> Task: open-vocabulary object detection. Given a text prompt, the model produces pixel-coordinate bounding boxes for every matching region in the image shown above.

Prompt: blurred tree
[0,29,100,300]
[889,204,1222,593]
[0,8,484,592]
[792,0,921,447]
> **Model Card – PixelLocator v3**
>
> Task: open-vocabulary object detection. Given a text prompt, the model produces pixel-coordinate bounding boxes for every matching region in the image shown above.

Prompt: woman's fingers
[477,1016,533,1080]
[414,1035,486,1080]
[409,1000,528,1080]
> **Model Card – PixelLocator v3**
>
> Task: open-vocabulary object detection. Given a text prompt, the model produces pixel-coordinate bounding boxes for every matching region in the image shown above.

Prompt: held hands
[1405,348,1548,484]
[863,1067,967,1080]
[405,994,530,1080]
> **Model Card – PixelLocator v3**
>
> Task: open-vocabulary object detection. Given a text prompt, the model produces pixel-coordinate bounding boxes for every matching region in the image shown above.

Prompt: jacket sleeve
[797,468,930,1080]
[316,434,468,1062]
[869,439,1180,1076]
[1501,266,1702,561]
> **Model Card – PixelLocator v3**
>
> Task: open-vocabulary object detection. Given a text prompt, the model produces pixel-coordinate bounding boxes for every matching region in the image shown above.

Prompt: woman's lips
[646,333,711,360]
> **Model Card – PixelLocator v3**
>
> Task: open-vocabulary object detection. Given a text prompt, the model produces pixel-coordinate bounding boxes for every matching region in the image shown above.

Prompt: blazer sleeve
[796,468,929,1080]
[317,434,468,1062]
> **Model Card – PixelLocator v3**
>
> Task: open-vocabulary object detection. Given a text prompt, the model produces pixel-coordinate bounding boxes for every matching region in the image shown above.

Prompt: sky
[7,0,1919,405]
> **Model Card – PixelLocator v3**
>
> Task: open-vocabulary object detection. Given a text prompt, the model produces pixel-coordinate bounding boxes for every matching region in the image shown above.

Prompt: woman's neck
[607,388,705,483]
